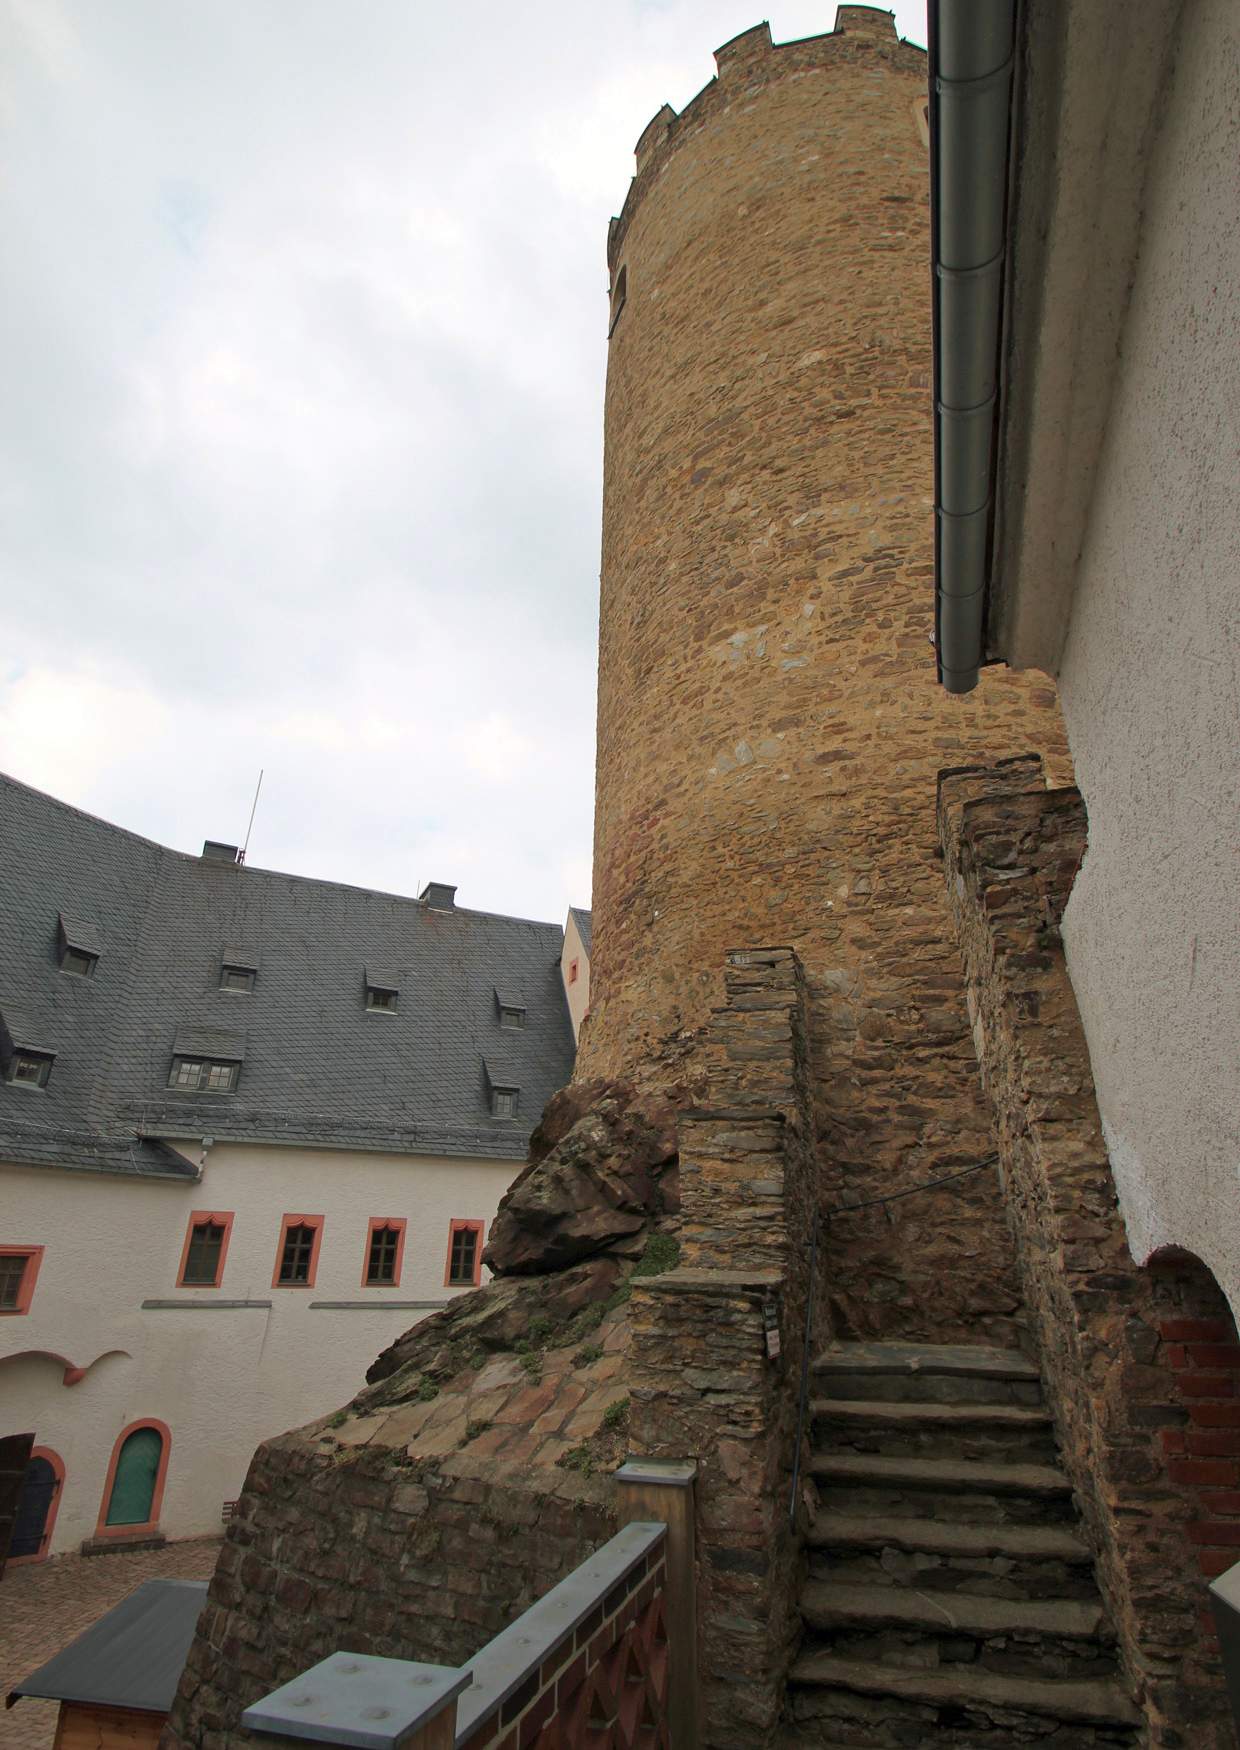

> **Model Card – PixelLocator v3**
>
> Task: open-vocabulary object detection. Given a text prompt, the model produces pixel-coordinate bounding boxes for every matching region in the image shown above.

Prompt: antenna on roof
[239,769,264,867]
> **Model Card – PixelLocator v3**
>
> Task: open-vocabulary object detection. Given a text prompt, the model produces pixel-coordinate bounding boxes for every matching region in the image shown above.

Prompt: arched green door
[105,1427,163,1526]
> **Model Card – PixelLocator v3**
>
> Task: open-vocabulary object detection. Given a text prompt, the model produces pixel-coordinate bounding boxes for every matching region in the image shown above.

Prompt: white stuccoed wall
[560,912,591,1044]
[1057,0,1240,1311]
[1,1141,516,1553]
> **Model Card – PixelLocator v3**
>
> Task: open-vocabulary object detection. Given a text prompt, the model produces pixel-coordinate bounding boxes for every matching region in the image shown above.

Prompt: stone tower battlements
[609,9,924,272]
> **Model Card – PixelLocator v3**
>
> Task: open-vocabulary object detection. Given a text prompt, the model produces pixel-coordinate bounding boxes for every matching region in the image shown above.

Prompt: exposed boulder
[364,1255,621,1391]
[483,1080,682,1276]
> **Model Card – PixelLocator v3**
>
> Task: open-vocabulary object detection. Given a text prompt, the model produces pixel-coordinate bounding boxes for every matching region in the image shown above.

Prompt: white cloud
[0,0,926,924]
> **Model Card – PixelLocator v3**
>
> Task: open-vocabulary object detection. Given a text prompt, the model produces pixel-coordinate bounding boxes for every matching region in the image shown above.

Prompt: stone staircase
[784,1342,1144,1747]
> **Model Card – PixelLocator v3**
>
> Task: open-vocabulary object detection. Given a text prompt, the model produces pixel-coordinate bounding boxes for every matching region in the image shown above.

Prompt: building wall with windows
[2,1142,509,1555]
[0,771,578,1561]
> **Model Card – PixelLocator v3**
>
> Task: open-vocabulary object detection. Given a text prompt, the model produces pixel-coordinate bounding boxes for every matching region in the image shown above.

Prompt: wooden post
[615,1459,699,1749]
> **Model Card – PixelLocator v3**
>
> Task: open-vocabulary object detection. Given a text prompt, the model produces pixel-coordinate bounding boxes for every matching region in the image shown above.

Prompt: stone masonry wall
[165,1441,617,1748]
[628,947,824,1747]
[583,8,1071,1345]
[166,953,828,1750]
[938,757,1233,1749]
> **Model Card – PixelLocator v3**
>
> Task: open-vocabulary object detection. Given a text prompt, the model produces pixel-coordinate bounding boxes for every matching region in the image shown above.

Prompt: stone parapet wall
[628,947,823,1746]
[938,757,1232,1748]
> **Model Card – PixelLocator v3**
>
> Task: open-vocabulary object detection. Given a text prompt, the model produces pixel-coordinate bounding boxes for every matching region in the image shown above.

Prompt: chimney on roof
[202,841,241,865]
[420,881,457,911]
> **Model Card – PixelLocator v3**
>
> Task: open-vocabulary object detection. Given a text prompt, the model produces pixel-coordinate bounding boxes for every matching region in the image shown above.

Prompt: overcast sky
[0,0,926,923]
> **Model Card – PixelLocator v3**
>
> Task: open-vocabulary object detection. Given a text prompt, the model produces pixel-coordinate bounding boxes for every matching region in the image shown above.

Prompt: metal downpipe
[929,0,1017,692]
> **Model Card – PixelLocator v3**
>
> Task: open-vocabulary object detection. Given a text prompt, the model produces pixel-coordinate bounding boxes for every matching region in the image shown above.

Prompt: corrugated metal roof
[7,1579,207,1712]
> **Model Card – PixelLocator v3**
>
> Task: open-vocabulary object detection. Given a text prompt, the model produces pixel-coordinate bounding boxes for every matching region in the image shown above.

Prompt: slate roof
[569,906,593,955]
[0,773,577,1176]
[8,1578,207,1711]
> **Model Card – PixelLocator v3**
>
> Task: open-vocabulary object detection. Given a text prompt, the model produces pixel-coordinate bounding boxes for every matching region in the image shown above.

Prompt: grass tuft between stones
[631,1232,681,1278]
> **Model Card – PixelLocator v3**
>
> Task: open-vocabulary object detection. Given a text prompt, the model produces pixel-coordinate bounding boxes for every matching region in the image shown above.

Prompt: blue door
[11,1455,58,1558]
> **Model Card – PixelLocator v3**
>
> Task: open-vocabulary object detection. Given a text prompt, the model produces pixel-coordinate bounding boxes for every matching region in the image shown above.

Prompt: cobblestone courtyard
[1,1538,221,1749]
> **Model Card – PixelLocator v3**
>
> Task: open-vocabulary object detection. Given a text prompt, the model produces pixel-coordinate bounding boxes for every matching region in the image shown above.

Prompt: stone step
[814,1341,1043,1408]
[806,1512,1099,1603]
[800,1579,1116,1679]
[787,1653,1141,1744]
[810,1452,1075,1526]
[811,1396,1058,1462]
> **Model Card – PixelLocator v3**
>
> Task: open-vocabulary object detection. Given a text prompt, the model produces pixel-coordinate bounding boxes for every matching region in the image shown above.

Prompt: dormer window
[494,987,526,1030]
[58,913,101,978]
[8,1050,53,1089]
[482,1056,519,1119]
[364,965,400,1013]
[0,1008,57,1090]
[220,946,258,994]
[167,1024,245,1095]
[168,1057,240,1093]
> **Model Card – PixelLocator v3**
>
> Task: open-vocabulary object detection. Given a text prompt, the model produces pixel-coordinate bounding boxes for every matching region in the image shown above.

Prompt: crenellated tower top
[607,7,924,268]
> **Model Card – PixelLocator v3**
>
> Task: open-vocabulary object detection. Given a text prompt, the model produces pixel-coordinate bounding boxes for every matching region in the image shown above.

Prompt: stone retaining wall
[628,947,824,1746]
[938,757,1232,1749]
[165,1441,616,1747]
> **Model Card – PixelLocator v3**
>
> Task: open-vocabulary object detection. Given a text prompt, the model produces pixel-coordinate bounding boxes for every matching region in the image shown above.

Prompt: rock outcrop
[482,1078,682,1276]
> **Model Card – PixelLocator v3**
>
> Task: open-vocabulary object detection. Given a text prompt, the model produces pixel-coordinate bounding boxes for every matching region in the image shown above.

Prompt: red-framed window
[95,1418,172,1541]
[568,958,579,985]
[362,1217,406,1288]
[0,1246,45,1316]
[176,1211,235,1288]
[444,1219,484,1289]
[272,1214,324,1289]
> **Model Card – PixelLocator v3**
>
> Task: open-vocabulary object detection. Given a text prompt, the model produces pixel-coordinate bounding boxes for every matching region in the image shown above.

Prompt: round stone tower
[582,8,1071,1339]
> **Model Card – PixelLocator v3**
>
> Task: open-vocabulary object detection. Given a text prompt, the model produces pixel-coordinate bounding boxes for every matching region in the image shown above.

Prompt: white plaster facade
[1,1141,515,1555]
[992,1,1240,1309]
[560,911,592,1045]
